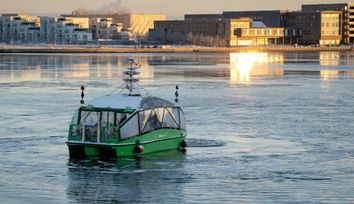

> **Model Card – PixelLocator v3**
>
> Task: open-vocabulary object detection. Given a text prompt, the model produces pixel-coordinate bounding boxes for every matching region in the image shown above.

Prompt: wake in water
[185,138,225,147]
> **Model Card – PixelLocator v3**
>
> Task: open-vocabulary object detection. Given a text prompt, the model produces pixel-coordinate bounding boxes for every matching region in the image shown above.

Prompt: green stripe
[66,134,186,147]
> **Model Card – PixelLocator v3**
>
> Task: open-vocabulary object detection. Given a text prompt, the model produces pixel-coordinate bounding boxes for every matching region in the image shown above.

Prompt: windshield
[78,110,129,127]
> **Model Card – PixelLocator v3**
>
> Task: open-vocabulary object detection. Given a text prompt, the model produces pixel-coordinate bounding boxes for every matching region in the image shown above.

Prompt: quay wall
[0,46,352,53]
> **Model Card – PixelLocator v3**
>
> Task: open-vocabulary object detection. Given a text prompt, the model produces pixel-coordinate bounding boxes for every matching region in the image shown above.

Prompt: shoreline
[0,45,352,53]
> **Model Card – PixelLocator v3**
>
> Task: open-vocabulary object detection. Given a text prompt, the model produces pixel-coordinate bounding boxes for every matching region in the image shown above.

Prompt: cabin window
[80,111,100,142]
[71,110,79,124]
[120,113,139,139]
[101,111,117,140]
[80,111,100,125]
[161,108,179,129]
[155,108,165,123]
[101,111,115,127]
[119,107,186,139]
[141,109,161,133]
[76,110,124,142]
[139,109,152,133]
[116,113,128,126]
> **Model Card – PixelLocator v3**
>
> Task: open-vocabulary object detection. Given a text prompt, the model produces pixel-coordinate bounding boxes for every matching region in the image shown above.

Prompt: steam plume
[72,0,131,15]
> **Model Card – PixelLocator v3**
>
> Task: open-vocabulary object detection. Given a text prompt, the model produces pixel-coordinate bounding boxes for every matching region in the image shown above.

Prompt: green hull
[67,129,187,158]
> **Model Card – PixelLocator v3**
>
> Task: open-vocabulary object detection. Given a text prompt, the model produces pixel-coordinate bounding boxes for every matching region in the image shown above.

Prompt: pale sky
[0,0,348,18]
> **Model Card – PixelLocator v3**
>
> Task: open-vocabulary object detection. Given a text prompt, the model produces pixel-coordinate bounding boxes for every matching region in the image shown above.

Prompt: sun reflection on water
[320,52,340,66]
[229,52,284,82]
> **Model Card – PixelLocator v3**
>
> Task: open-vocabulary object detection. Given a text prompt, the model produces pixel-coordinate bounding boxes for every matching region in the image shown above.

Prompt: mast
[124,58,141,96]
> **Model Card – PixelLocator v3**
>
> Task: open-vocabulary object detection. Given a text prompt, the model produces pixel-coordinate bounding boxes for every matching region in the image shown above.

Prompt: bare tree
[185,32,226,47]
[187,32,197,45]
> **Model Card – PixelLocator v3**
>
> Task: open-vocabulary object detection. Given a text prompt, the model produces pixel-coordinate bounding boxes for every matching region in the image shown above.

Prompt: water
[1,52,354,203]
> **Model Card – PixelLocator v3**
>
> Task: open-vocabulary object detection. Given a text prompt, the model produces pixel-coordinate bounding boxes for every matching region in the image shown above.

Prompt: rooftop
[88,94,175,110]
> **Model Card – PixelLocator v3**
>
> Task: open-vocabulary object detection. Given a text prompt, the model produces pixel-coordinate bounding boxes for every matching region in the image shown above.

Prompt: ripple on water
[1,52,354,203]
[185,138,226,147]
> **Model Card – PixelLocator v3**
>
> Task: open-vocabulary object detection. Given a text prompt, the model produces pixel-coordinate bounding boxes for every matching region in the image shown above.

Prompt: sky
[0,0,348,18]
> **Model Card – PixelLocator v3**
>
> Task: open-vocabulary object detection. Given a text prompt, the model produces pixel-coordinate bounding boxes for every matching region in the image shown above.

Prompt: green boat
[66,58,187,158]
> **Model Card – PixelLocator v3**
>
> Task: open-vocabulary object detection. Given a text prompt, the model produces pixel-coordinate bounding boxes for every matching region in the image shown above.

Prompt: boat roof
[87,94,175,110]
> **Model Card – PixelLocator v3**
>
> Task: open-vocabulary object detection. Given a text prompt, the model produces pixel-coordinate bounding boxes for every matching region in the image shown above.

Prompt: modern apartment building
[90,18,134,41]
[62,17,89,28]
[184,8,345,46]
[39,16,92,44]
[0,13,39,43]
[184,14,223,21]
[128,14,165,37]
[91,18,112,39]
[233,27,284,46]
[222,10,286,27]
[185,10,286,27]
[302,3,354,44]
[72,28,93,42]
[150,18,284,46]
[284,11,341,45]
[62,14,165,38]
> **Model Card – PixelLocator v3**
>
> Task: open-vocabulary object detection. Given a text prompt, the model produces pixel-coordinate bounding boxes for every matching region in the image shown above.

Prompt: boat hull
[67,129,187,158]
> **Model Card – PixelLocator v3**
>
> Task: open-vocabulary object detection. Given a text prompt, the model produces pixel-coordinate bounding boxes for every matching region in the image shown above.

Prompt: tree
[185,32,226,47]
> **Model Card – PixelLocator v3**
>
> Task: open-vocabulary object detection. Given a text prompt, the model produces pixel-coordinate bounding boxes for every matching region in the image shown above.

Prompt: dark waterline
[0,52,354,203]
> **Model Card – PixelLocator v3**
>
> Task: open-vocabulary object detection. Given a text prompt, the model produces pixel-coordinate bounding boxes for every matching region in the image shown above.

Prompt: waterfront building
[91,18,113,39]
[108,24,124,40]
[39,16,56,42]
[284,11,341,45]
[128,14,165,38]
[150,18,232,46]
[223,10,287,27]
[0,15,91,44]
[63,14,165,38]
[116,29,135,41]
[0,13,39,43]
[2,13,37,21]
[18,22,40,42]
[302,3,354,44]
[232,26,284,46]
[90,18,124,40]
[0,17,2,41]
[184,14,223,21]
[185,10,286,27]
[39,16,92,44]
[62,17,89,28]
[72,28,93,42]
[150,18,284,47]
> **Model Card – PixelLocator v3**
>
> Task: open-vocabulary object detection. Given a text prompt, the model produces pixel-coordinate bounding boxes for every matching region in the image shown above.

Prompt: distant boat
[66,58,187,158]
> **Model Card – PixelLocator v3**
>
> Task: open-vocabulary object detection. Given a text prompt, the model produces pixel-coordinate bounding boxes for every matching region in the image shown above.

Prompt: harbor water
[0,52,354,203]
